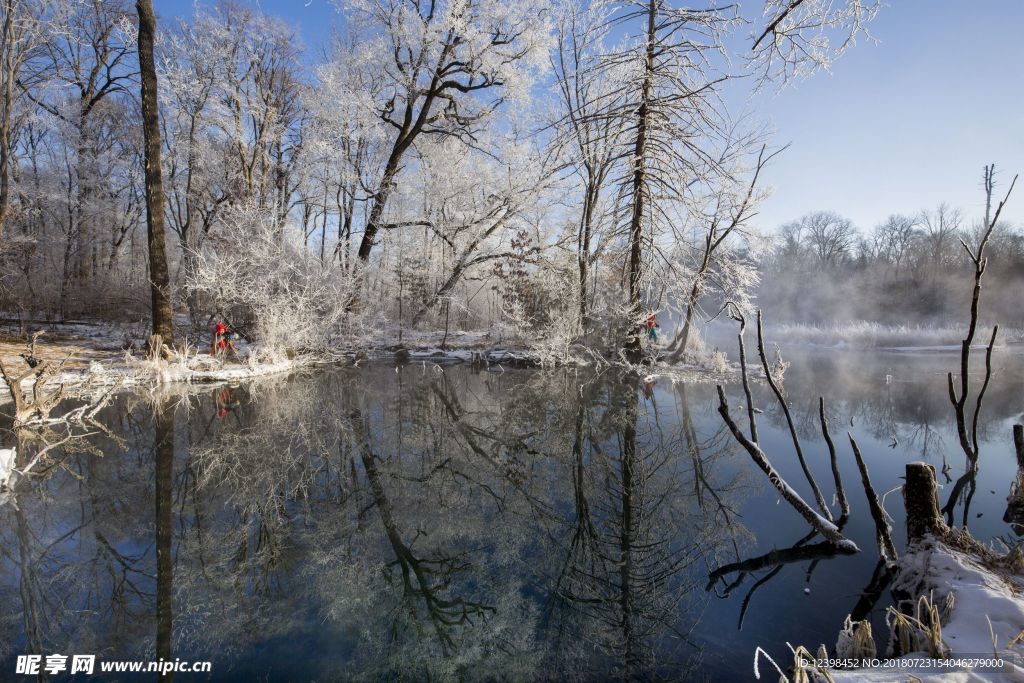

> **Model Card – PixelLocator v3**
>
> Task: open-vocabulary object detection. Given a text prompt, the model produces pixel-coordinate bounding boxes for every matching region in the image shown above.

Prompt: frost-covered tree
[405,135,558,325]
[18,0,136,287]
[0,0,48,242]
[306,29,384,270]
[599,0,738,350]
[575,0,878,354]
[339,0,553,268]
[749,0,880,83]
[665,140,781,361]
[550,0,628,330]
[0,0,890,360]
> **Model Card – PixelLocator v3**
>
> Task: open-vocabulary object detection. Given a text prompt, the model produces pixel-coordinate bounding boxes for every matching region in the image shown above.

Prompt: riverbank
[826,537,1024,682]
[0,326,307,410]
[0,322,739,411]
[784,462,1024,683]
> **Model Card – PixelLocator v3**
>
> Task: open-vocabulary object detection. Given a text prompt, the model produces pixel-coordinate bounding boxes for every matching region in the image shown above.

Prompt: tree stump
[1014,424,1024,468]
[1004,425,1024,536]
[904,462,947,544]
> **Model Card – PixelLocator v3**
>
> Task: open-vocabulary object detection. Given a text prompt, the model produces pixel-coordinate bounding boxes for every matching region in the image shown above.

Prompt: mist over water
[2,344,1020,680]
[754,209,1024,330]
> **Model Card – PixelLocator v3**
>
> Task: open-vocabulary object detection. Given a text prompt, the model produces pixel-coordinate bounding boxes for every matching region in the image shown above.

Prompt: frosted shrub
[187,202,365,360]
[708,349,730,374]
[496,255,581,364]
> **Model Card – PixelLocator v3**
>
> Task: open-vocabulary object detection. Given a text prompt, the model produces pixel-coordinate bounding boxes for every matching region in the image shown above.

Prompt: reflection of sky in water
[0,345,1021,681]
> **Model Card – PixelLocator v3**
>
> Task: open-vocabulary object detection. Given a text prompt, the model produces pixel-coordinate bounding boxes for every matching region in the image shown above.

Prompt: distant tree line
[758,204,1024,328]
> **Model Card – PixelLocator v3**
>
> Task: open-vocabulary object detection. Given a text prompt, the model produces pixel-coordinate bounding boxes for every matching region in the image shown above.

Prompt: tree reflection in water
[0,351,1020,680]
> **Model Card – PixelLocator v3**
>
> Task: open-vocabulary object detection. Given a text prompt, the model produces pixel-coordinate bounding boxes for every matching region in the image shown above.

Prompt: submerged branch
[848,433,897,566]
[716,385,858,552]
[756,311,832,521]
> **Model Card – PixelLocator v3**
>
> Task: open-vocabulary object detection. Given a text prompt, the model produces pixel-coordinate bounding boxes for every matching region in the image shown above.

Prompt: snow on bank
[131,353,302,385]
[0,447,14,487]
[0,448,16,507]
[913,543,1024,661]
[0,346,305,410]
[829,539,1024,682]
[1,322,739,415]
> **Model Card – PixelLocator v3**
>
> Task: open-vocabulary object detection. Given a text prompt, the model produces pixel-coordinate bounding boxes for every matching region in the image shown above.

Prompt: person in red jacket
[211,321,228,356]
[645,311,659,342]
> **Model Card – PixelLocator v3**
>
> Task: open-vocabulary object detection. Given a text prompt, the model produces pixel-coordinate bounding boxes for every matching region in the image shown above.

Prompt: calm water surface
[1,344,1022,681]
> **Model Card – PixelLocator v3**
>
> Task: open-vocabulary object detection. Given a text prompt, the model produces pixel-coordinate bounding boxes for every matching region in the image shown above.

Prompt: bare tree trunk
[819,397,849,524]
[849,434,897,565]
[0,0,15,242]
[356,148,403,262]
[578,185,596,329]
[74,111,93,284]
[755,312,832,520]
[624,0,656,350]
[1004,425,1024,533]
[716,386,858,552]
[947,167,1016,465]
[674,287,699,356]
[137,0,175,345]
[1014,424,1024,468]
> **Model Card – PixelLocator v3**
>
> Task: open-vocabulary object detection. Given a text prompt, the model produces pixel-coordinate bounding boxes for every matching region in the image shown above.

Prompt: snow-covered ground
[0,322,736,415]
[827,539,1024,682]
[0,325,306,409]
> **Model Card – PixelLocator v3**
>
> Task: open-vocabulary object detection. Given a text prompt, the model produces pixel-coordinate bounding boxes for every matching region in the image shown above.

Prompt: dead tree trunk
[1004,425,1024,534]
[0,360,61,426]
[714,307,855,549]
[947,167,1016,466]
[0,337,64,427]
[754,311,832,520]
[1014,424,1024,468]
[904,462,948,545]
[820,397,849,524]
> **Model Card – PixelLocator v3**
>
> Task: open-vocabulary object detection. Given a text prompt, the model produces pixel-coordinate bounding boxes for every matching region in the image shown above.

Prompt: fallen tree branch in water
[716,386,858,552]
[849,433,898,566]
[755,311,832,521]
[706,537,842,591]
[819,397,849,525]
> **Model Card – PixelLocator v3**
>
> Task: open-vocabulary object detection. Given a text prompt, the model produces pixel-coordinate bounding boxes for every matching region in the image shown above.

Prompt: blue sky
[753,1,1024,232]
[157,0,1024,233]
